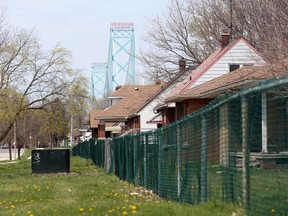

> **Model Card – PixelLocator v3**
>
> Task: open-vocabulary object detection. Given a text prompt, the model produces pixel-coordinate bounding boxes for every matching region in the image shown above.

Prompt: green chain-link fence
[73,76,288,216]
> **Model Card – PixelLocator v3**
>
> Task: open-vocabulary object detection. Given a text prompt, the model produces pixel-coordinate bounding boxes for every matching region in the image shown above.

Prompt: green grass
[0,151,243,216]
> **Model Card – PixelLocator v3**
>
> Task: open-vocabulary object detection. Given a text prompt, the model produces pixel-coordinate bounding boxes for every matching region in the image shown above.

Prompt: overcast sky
[1,0,168,79]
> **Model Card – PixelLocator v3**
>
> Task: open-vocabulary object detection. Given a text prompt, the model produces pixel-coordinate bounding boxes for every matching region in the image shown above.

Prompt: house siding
[139,75,188,131]
[189,39,266,89]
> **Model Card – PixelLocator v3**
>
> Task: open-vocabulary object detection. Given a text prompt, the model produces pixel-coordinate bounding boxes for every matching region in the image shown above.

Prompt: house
[123,57,195,131]
[90,109,122,139]
[166,58,288,167]
[158,32,267,125]
[94,84,162,138]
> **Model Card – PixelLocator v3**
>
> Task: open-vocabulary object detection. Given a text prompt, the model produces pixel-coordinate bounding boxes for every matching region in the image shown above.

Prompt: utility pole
[229,0,233,38]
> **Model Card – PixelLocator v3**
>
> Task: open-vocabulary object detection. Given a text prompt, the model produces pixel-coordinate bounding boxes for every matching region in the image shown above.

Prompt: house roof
[166,58,288,102]
[96,84,162,121]
[90,109,116,128]
[164,37,266,102]
[90,109,103,128]
[130,66,194,116]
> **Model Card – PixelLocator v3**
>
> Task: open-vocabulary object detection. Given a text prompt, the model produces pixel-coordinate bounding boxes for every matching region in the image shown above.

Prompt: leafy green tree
[67,75,89,145]
[0,13,79,144]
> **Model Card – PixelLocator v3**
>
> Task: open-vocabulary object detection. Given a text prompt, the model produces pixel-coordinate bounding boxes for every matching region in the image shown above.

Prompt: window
[229,64,240,72]
[229,63,254,72]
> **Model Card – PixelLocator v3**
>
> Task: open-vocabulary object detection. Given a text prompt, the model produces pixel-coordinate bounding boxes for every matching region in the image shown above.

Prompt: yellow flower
[123,211,128,215]
[11,205,16,209]
[132,210,137,214]
[79,208,84,212]
[130,205,137,210]
[89,208,93,211]
[271,208,275,213]
[108,209,114,213]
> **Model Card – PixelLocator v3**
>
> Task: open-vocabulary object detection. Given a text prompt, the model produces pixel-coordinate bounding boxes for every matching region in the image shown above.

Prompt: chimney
[221,31,230,49]
[155,80,161,85]
[179,57,186,72]
[115,85,122,91]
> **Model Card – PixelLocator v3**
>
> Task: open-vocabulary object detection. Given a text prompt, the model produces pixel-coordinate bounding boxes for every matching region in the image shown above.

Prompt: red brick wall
[187,99,212,114]
[98,124,105,138]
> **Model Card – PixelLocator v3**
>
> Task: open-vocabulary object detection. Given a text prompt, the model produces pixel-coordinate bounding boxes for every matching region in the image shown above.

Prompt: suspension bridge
[91,22,136,99]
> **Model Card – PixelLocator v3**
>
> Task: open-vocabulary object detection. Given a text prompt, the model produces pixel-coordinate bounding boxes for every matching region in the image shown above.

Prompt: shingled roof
[96,84,162,121]
[164,37,266,102]
[165,58,288,102]
[90,109,103,128]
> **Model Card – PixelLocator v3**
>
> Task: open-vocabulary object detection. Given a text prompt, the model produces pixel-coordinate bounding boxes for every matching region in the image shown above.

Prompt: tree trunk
[9,142,12,161]
[18,147,22,160]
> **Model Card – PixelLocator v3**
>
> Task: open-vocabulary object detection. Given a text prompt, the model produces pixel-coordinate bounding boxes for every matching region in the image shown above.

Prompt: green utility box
[31,148,70,173]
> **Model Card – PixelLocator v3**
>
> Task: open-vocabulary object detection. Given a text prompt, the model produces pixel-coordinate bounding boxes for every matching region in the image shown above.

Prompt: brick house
[166,58,288,167]
[94,84,162,138]
[158,33,266,125]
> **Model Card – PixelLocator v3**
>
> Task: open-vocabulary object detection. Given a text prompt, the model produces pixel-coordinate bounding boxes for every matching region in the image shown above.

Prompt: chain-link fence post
[201,114,207,202]
[144,133,148,188]
[158,129,163,196]
[242,96,250,212]
[177,123,183,201]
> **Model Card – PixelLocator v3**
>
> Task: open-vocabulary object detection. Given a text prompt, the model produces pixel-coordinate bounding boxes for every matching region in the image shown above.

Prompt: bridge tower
[91,63,107,99]
[106,22,136,95]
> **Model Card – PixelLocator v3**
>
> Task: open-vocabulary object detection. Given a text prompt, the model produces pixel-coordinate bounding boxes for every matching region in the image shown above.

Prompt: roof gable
[134,67,193,115]
[169,58,288,101]
[165,37,266,101]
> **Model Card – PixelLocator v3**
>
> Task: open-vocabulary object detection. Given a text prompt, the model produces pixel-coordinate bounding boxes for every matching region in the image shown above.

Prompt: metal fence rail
[73,76,288,216]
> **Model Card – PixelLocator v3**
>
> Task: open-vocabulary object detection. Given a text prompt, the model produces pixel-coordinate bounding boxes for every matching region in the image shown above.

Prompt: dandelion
[108,209,114,213]
[132,210,137,214]
[123,211,128,215]
[27,210,32,214]
[89,208,93,211]
[130,205,137,210]
[11,205,16,209]
[271,208,275,213]
[79,208,84,212]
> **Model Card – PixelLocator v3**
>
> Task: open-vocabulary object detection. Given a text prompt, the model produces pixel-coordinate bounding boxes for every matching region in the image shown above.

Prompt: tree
[140,0,288,82]
[67,75,89,145]
[191,0,288,62]
[139,0,205,82]
[0,13,79,144]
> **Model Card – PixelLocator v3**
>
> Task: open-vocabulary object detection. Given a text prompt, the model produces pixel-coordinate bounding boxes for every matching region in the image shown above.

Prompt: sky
[0,0,168,80]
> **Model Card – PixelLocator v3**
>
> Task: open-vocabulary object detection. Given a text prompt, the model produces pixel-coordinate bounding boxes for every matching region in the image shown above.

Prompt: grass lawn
[0,151,244,216]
